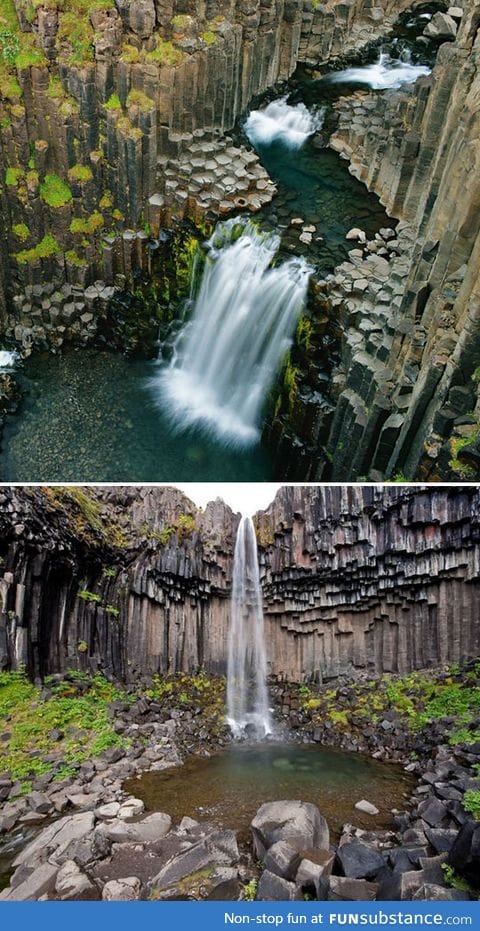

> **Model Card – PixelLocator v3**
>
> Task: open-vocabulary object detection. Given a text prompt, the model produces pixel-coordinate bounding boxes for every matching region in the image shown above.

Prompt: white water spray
[0,350,17,371]
[227,516,271,740]
[328,52,431,90]
[245,96,325,149]
[156,217,311,445]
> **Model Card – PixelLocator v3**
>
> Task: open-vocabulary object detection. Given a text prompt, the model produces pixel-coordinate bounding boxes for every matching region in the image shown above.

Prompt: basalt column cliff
[2,2,480,481]
[0,485,479,684]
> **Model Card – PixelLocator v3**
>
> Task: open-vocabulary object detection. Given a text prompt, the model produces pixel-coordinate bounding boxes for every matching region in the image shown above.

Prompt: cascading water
[227,516,271,740]
[245,96,324,149]
[156,217,311,445]
[327,52,431,90]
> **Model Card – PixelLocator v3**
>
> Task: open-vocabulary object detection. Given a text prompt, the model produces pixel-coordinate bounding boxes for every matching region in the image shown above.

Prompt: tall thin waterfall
[227,516,271,739]
[156,217,311,445]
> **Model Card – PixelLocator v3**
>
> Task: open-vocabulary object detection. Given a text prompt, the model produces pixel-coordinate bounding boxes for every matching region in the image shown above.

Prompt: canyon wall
[256,484,480,680]
[314,1,480,482]
[0,486,239,681]
[0,0,422,351]
[0,485,479,684]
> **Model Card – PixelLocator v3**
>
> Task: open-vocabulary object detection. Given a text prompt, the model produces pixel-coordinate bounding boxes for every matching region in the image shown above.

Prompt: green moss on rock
[12,222,30,241]
[40,173,73,207]
[68,163,93,183]
[15,232,60,264]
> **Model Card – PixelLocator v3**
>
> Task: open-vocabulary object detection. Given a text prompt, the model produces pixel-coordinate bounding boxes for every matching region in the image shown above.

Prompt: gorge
[0,0,479,481]
[0,483,480,902]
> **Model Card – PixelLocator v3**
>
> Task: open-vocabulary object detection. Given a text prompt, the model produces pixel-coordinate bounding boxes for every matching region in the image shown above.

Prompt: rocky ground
[0,662,479,901]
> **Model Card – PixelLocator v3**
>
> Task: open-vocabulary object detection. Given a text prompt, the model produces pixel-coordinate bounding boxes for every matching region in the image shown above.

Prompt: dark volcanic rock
[251,801,329,859]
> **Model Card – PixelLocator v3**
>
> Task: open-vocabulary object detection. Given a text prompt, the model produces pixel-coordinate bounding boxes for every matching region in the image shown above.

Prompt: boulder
[336,841,385,880]
[263,841,300,880]
[256,870,300,901]
[295,850,335,899]
[328,876,379,901]
[412,883,466,901]
[13,812,95,868]
[95,802,120,820]
[118,798,145,819]
[251,801,329,859]
[55,860,96,900]
[102,877,141,901]
[0,862,58,901]
[355,800,379,816]
[448,821,480,888]
[424,12,457,40]
[97,811,171,844]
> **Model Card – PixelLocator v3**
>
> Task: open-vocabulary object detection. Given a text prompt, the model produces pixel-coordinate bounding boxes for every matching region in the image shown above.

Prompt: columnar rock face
[299,0,416,66]
[0,486,479,684]
[316,4,480,481]
[255,485,480,681]
[0,0,423,345]
[0,486,240,681]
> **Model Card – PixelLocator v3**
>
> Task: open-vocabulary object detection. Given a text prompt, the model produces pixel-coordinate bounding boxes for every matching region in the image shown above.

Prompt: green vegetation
[40,173,72,207]
[243,879,258,901]
[5,166,23,187]
[116,114,143,141]
[463,790,480,821]
[77,589,102,604]
[15,232,60,264]
[283,355,299,413]
[441,864,474,894]
[41,486,128,548]
[120,43,140,64]
[68,163,93,183]
[70,211,104,235]
[1,74,21,99]
[65,248,87,266]
[296,315,313,352]
[99,191,113,209]
[255,521,274,548]
[12,222,30,242]
[171,14,191,31]
[15,38,46,70]
[0,669,129,791]
[449,429,480,479]
[126,89,154,112]
[103,92,121,111]
[145,38,183,66]
[303,665,480,750]
[200,31,216,46]
[141,512,196,545]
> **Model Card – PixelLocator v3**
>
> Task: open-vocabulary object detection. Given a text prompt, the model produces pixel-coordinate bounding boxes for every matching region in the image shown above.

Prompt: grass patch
[103,92,121,111]
[126,89,154,112]
[145,38,183,66]
[120,43,140,64]
[41,486,128,548]
[0,669,129,789]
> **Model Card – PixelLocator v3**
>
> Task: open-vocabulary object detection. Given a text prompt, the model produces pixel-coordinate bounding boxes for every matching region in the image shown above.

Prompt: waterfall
[245,96,325,149]
[227,516,271,740]
[156,217,311,445]
[327,52,431,90]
